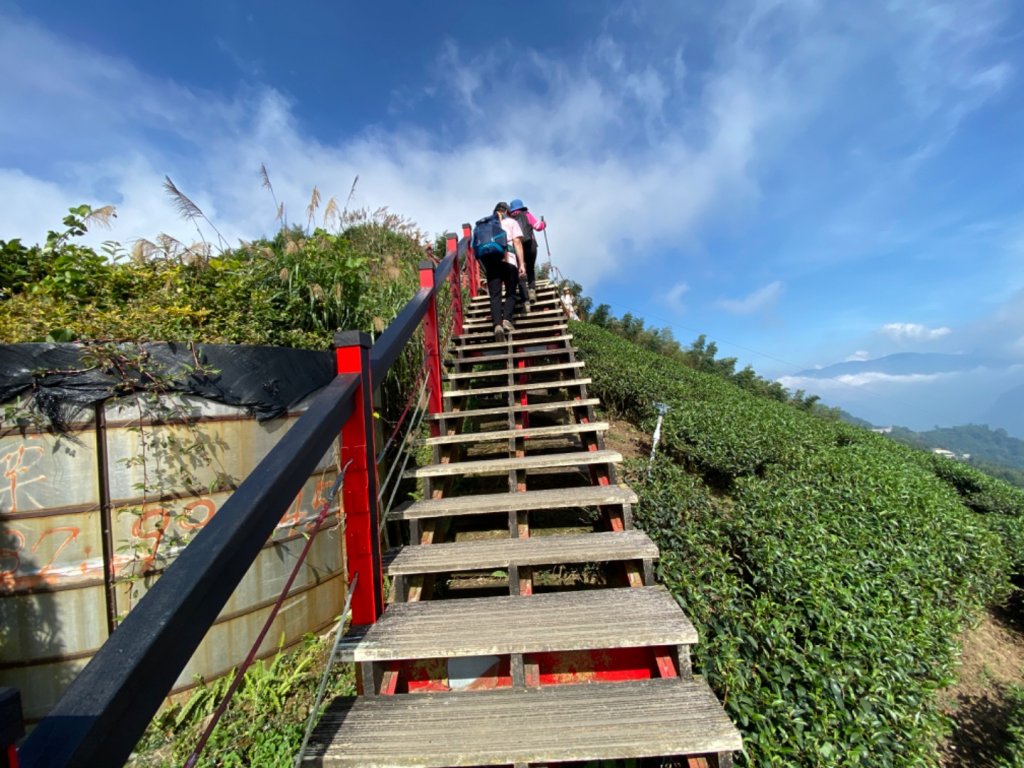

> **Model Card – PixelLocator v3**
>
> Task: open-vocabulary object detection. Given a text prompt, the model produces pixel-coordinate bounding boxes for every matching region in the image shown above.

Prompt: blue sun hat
[509,198,526,212]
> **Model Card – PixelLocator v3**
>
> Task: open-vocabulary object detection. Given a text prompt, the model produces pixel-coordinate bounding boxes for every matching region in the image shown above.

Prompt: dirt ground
[940,603,1024,765]
[601,414,649,461]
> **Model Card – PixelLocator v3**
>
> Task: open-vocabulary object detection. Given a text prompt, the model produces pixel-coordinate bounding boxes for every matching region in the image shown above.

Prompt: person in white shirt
[561,286,579,321]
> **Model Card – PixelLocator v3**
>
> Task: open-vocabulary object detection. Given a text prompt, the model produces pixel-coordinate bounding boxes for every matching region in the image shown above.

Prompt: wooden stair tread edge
[456,325,569,342]
[339,585,697,661]
[427,398,600,420]
[383,529,657,575]
[403,449,622,479]
[450,347,580,363]
[304,678,740,765]
[454,334,573,351]
[444,377,592,398]
[389,483,637,520]
[444,361,585,380]
[421,421,608,446]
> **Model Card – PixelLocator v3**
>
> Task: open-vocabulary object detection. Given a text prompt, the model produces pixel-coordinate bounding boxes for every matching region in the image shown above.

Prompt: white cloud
[0,6,789,290]
[845,350,871,361]
[778,370,952,393]
[719,280,783,314]
[665,282,690,308]
[880,322,952,342]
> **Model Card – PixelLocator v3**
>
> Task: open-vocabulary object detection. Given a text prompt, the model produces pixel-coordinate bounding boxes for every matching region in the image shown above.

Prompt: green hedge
[573,321,1023,765]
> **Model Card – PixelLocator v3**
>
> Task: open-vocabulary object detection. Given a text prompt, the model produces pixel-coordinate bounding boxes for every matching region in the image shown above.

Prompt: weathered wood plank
[340,585,697,661]
[384,530,658,575]
[451,334,572,352]
[428,398,600,421]
[451,347,579,364]
[403,449,621,479]
[462,309,564,327]
[421,421,607,446]
[444,361,584,381]
[389,483,637,520]
[303,677,742,766]
[457,323,568,342]
[444,377,591,398]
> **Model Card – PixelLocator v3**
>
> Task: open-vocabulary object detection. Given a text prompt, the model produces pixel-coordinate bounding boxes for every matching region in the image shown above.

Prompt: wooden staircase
[304,282,742,766]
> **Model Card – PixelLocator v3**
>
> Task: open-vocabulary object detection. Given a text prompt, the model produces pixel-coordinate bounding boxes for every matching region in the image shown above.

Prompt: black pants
[515,239,538,304]
[481,254,517,327]
[523,239,538,289]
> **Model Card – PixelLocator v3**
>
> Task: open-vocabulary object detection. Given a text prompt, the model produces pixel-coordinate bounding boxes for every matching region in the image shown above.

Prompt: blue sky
[2,0,1024,431]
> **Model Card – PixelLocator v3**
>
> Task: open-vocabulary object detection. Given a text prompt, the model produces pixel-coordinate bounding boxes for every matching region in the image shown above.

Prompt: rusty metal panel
[0,584,108,663]
[1,390,349,722]
[1,658,89,723]
[0,431,98,515]
[0,511,105,593]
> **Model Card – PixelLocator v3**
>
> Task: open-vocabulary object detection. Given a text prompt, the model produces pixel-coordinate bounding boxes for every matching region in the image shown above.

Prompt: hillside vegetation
[8,205,1024,764]
[574,322,1024,766]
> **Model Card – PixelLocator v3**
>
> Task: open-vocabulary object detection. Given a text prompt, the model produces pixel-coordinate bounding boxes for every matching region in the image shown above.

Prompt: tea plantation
[573,322,1024,766]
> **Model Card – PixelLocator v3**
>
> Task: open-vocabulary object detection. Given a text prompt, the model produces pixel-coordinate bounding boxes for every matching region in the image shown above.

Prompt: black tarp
[0,343,335,428]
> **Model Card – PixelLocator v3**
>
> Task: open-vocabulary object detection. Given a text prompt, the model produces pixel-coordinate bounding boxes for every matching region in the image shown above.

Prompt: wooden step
[456,324,568,344]
[450,347,579,364]
[444,377,591,399]
[463,310,564,329]
[384,530,657,576]
[338,585,695,662]
[428,398,600,421]
[421,421,607,446]
[304,677,741,767]
[390,484,637,521]
[453,333,572,352]
[467,296,559,311]
[404,449,621,479]
[444,361,583,381]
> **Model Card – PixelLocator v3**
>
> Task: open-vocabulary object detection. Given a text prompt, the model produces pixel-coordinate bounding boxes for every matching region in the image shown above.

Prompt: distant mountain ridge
[795,352,994,379]
[981,384,1024,440]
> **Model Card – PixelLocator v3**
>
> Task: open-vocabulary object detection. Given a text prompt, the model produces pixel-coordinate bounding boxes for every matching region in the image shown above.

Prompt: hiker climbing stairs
[305,280,742,766]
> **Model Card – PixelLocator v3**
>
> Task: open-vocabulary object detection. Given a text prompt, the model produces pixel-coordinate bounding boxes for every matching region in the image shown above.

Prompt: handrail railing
[15,237,464,768]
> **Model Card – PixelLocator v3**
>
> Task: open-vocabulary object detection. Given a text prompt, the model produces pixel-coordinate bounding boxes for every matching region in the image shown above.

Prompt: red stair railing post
[333,331,384,625]
[419,261,444,439]
[1,687,23,768]
[446,232,464,337]
[462,222,478,298]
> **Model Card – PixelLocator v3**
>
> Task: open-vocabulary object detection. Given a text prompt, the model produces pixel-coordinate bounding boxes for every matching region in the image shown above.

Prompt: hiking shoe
[529,288,536,302]
[494,324,505,342]
[502,319,515,333]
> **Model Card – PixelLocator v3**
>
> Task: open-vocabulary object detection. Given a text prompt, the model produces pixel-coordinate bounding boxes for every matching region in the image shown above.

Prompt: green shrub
[575,322,1022,765]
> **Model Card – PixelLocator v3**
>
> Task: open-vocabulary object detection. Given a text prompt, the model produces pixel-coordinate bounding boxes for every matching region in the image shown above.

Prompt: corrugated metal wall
[0,393,344,722]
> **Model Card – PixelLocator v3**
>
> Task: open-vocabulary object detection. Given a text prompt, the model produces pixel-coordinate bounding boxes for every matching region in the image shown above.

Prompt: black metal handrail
[17,248,457,768]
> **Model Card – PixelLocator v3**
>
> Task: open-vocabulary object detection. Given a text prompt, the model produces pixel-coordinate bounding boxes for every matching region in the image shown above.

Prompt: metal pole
[541,216,552,270]
[647,403,670,476]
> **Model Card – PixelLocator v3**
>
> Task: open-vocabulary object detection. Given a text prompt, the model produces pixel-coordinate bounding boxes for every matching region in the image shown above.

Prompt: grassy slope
[574,321,1024,766]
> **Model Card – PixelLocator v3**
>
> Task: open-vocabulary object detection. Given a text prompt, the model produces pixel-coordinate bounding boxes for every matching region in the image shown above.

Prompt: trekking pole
[541,216,552,270]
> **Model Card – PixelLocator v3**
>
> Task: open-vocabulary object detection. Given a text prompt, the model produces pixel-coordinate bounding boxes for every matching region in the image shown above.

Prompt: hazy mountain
[794,352,992,379]
[780,352,1023,436]
[980,384,1024,440]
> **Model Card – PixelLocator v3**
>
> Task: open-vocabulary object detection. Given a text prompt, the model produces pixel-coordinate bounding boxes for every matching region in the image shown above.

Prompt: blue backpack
[471,215,507,257]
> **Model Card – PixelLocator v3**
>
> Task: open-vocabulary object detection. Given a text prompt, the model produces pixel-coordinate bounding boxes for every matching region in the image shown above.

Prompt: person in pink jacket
[508,199,546,305]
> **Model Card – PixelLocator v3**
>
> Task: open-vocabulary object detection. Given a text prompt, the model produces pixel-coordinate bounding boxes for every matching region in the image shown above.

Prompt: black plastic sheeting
[0,343,335,428]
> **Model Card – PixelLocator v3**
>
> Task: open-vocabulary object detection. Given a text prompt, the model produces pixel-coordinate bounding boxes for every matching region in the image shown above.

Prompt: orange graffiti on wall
[1,444,47,513]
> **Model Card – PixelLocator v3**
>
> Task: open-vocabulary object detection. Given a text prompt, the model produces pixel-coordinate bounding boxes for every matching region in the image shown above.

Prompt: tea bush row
[574,322,1024,765]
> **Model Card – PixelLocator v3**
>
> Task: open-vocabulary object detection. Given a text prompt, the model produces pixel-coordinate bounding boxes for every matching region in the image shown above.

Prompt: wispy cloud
[719,280,783,315]
[665,282,690,309]
[845,350,871,362]
[880,322,952,342]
